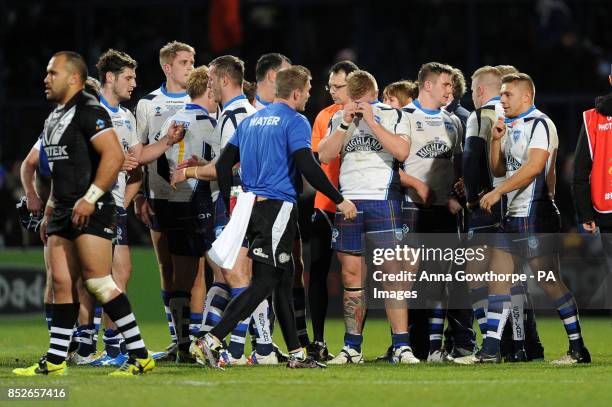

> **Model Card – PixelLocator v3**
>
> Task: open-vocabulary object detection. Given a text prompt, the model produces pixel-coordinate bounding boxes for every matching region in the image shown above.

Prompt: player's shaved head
[495,64,519,76]
[472,66,502,90]
[53,51,88,84]
[502,72,535,103]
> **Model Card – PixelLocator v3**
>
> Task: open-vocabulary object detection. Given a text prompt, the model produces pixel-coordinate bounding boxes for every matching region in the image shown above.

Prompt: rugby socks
[392,332,410,349]
[44,303,53,335]
[103,329,123,358]
[201,283,230,334]
[46,303,79,365]
[469,287,488,339]
[293,287,310,347]
[428,301,445,352]
[249,299,273,355]
[482,295,511,355]
[554,292,584,352]
[344,333,363,353]
[289,348,306,360]
[92,304,103,349]
[169,291,191,352]
[189,312,203,339]
[227,287,249,359]
[75,324,96,357]
[103,293,148,359]
[510,283,526,351]
[161,290,177,344]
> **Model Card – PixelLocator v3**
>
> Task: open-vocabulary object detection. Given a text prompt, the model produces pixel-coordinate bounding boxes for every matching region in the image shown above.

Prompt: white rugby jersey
[464,96,506,191]
[328,101,410,200]
[502,106,559,217]
[160,104,218,203]
[100,95,139,208]
[402,100,463,206]
[213,94,257,153]
[136,83,190,199]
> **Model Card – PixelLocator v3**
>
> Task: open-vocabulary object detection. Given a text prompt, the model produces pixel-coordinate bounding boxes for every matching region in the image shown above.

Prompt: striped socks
[103,293,147,359]
[201,283,230,334]
[428,301,445,352]
[554,292,584,352]
[227,287,249,359]
[469,287,488,339]
[168,292,191,352]
[161,290,177,344]
[482,294,511,355]
[46,303,79,365]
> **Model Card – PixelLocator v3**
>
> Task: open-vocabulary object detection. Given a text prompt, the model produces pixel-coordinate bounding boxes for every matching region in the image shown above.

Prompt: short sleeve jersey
[328,101,411,201]
[136,83,190,199]
[41,91,114,206]
[502,107,559,217]
[228,102,311,203]
[99,95,139,208]
[160,103,218,202]
[402,99,463,206]
[464,97,505,198]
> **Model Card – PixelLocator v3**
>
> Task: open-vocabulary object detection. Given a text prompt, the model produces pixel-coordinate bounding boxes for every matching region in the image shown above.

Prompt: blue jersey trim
[256,95,271,106]
[484,96,501,105]
[413,99,441,115]
[185,103,209,114]
[160,83,188,98]
[99,94,119,113]
[505,105,536,124]
[223,94,247,110]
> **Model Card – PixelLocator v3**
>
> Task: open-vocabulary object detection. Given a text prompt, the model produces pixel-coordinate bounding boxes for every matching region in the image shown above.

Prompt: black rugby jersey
[41,91,114,206]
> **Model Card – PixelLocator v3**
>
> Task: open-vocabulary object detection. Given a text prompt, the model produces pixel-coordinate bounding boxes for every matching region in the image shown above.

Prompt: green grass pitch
[1,249,611,406]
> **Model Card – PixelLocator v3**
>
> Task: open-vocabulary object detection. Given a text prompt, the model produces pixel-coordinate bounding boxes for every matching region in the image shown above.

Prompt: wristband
[339,120,350,131]
[185,167,197,179]
[47,197,55,209]
[84,184,105,204]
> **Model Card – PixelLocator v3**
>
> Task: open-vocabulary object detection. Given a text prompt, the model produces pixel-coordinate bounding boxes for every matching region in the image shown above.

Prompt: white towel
[208,191,255,270]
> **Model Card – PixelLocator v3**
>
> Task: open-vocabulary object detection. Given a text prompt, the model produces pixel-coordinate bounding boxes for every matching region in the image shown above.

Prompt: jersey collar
[256,94,271,106]
[484,96,501,106]
[413,99,441,115]
[160,83,188,98]
[185,103,209,114]
[223,94,247,110]
[505,105,536,123]
[99,94,120,113]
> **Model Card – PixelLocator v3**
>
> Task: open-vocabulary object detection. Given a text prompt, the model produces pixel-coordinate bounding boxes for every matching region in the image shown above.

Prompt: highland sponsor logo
[415,139,451,159]
[345,136,383,152]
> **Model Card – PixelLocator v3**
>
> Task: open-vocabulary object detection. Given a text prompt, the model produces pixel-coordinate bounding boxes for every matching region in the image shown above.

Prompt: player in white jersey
[131,41,195,359]
[476,73,590,364]
[400,63,465,362]
[79,49,145,366]
[318,70,417,364]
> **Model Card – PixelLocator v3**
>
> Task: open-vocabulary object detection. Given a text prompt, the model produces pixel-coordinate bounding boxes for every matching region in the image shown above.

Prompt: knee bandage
[85,275,120,303]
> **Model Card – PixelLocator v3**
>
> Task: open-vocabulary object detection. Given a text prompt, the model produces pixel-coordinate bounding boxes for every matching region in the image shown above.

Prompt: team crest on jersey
[345,135,383,152]
[506,154,522,171]
[415,139,451,159]
[415,121,424,131]
[510,128,522,143]
[95,119,106,131]
[154,106,162,116]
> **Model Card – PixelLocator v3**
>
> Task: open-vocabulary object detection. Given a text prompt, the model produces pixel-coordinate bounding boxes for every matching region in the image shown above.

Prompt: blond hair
[346,70,378,99]
[471,66,502,90]
[186,66,209,99]
[495,65,519,76]
[383,80,418,106]
[159,41,195,67]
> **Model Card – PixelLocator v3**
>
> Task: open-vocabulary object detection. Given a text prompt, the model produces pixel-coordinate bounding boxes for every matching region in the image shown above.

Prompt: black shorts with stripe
[246,199,298,270]
[47,202,116,241]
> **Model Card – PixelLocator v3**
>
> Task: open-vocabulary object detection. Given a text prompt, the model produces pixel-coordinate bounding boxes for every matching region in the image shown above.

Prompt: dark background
[1,0,611,247]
